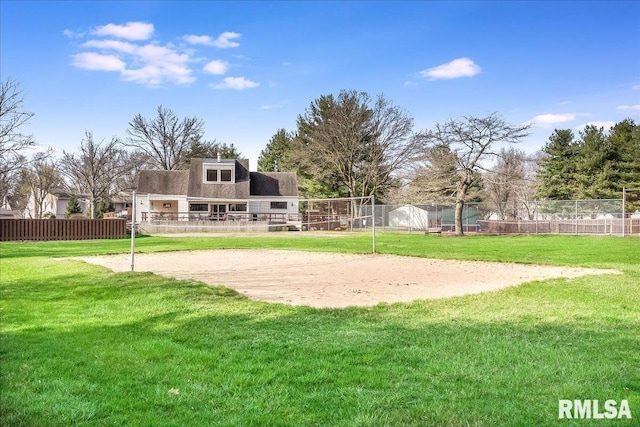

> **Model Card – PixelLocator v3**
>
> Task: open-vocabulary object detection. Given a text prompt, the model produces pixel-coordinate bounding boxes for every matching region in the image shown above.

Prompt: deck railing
[140,211,300,223]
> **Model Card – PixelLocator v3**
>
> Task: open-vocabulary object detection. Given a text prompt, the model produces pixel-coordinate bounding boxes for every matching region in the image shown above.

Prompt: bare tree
[186,138,242,167]
[127,105,205,170]
[406,142,460,204]
[23,158,63,219]
[294,90,422,199]
[482,147,527,220]
[425,114,530,236]
[0,78,36,203]
[61,131,129,218]
[518,152,542,219]
[114,150,150,194]
[481,149,543,220]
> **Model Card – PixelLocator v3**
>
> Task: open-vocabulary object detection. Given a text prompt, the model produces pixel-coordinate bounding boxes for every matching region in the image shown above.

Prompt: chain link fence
[309,197,640,236]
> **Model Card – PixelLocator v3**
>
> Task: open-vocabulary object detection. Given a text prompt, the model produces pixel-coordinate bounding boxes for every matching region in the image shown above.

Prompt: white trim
[139,193,185,199]
[187,196,250,202]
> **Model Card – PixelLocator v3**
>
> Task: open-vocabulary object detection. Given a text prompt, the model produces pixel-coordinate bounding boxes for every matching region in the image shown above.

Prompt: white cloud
[63,29,84,39]
[213,77,259,90]
[617,104,640,111]
[203,60,229,75]
[184,35,215,45]
[420,57,481,80]
[633,84,640,91]
[213,32,241,48]
[525,113,576,127]
[92,22,154,41]
[184,32,241,48]
[72,30,194,86]
[70,23,246,87]
[127,44,194,85]
[136,44,188,65]
[82,39,137,54]
[121,64,194,86]
[576,121,616,132]
[71,52,126,71]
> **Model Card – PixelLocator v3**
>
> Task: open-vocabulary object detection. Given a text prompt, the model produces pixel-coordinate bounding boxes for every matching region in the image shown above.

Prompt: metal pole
[146,193,151,225]
[622,187,626,237]
[535,200,538,235]
[409,204,413,233]
[130,190,136,272]
[350,199,354,232]
[575,200,578,235]
[371,195,376,254]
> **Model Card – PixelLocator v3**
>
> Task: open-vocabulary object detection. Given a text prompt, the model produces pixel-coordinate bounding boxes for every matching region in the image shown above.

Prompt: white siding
[249,197,298,214]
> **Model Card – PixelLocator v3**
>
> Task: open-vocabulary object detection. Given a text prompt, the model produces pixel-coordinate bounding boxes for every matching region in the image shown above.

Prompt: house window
[206,169,218,182]
[190,203,208,212]
[205,168,233,183]
[270,201,288,210]
[229,203,247,212]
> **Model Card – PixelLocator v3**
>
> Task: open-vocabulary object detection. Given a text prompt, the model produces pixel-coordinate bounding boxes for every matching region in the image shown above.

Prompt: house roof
[250,172,298,197]
[136,159,298,199]
[187,158,250,199]
[0,208,20,219]
[137,170,190,195]
[41,188,89,200]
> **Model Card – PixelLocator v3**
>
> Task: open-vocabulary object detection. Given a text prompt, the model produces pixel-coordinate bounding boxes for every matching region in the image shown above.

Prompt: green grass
[1,234,639,426]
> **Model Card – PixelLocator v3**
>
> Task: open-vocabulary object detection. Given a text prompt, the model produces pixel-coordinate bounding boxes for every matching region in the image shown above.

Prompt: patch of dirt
[78,250,619,309]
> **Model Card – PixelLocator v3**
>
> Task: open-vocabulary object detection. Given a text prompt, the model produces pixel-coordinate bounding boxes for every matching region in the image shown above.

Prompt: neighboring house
[0,207,21,219]
[25,189,89,219]
[135,158,299,224]
[103,192,133,219]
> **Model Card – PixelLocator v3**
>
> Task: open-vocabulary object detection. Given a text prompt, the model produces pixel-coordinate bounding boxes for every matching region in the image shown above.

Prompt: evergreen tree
[536,129,579,199]
[292,90,421,200]
[64,193,82,218]
[187,139,241,164]
[536,119,640,208]
[609,119,640,210]
[257,129,293,172]
[575,125,616,199]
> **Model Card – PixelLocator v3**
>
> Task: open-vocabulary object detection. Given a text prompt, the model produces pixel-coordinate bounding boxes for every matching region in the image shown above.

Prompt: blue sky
[2,1,639,170]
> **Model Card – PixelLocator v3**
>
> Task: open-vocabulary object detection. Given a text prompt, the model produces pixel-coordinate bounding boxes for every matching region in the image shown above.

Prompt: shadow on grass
[2,302,639,427]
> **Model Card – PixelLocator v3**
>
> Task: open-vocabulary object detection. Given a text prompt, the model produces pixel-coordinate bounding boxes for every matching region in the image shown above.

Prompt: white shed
[388,205,431,230]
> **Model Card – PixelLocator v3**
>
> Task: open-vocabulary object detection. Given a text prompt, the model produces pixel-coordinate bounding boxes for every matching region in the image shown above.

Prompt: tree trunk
[454,182,470,236]
[90,196,97,219]
[454,198,465,236]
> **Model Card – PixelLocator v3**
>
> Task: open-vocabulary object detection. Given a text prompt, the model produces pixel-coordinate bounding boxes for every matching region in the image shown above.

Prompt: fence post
[575,200,578,235]
[371,195,376,254]
[622,187,626,237]
[535,200,538,234]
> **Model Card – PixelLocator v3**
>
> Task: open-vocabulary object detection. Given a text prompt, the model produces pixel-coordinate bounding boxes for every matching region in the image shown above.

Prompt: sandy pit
[78,250,619,308]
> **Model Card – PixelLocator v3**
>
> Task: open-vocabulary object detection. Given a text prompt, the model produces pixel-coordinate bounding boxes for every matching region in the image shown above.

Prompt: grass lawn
[1,234,639,426]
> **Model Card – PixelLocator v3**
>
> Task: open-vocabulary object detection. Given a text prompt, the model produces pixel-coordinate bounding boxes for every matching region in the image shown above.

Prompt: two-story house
[135,158,299,226]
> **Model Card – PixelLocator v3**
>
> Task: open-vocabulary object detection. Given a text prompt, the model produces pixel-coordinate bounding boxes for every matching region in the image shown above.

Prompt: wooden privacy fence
[0,219,127,241]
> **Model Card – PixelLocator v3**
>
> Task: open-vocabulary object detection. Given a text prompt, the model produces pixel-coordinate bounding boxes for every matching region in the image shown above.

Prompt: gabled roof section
[250,172,298,197]
[137,170,189,195]
[187,158,250,199]
[136,159,299,199]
